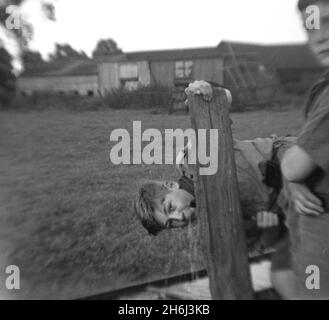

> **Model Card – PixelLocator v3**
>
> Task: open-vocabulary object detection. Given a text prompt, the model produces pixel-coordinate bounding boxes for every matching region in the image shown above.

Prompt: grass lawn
[0,107,303,299]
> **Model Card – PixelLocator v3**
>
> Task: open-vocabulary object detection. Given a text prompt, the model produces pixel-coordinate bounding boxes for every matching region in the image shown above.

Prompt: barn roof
[217,41,322,70]
[21,59,98,77]
[126,47,224,61]
[96,46,255,63]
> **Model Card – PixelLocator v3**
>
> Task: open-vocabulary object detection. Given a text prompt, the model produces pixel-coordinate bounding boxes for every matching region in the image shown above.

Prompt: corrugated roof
[21,59,98,77]
[217,41,322,70]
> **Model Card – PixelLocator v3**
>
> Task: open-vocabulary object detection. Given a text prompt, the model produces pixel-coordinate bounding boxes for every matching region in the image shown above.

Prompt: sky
[1,0,308,67]
[23,0,307,58]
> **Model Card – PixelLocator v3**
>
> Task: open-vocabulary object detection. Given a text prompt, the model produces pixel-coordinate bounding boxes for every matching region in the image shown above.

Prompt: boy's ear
[164,181,179,190]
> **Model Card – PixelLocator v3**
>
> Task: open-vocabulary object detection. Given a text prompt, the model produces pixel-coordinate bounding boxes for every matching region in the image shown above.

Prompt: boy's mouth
[317,48,329,57]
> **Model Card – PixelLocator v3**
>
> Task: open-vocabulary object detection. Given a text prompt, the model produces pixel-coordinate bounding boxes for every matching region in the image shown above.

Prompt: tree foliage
[92,38,122,58]
[0,0,23,26]
[1,0,55,48]
[49,43,87,61]
[22,49,44,69]
[0,47,15,105]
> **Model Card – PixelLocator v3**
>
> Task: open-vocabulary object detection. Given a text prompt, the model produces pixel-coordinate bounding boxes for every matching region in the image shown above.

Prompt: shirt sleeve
[297,89,329,173]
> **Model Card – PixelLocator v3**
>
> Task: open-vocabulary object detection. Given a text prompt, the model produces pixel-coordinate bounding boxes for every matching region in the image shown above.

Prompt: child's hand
[256,211,279,228]
[287,182,323,216]
[185,80,213,102]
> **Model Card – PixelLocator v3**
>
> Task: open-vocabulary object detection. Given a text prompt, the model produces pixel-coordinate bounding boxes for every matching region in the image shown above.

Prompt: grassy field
[0,106,303,299]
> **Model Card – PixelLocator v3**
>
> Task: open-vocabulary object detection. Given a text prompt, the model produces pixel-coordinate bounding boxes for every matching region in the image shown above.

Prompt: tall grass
[2,84,305,114]
[6,91,106,112]
[3,86,172,112]
[0,108,303,299]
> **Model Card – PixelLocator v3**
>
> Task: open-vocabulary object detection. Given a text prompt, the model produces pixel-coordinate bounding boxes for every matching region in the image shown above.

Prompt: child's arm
[274,137,323,216]
[281,145,317,182]
[284,181,323,216]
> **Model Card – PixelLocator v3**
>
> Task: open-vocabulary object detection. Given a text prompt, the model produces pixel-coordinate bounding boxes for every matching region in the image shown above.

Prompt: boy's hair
[134,181,170,236]
[298,0,324,11]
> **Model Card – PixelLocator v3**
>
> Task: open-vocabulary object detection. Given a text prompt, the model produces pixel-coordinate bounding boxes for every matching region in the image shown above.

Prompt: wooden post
[187,87,253,300]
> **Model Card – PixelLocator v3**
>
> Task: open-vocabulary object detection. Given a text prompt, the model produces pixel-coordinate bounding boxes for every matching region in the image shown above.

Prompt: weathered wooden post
[187,87,253,300]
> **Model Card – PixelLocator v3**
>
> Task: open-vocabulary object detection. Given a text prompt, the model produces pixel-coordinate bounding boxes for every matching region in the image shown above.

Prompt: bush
[0,48,16,108]
[5,91,106,111]
[103,86,172,110]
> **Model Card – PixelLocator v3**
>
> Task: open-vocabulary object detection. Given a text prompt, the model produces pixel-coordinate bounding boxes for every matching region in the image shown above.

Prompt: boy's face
[303,2,329,66]
[153,181,196,229]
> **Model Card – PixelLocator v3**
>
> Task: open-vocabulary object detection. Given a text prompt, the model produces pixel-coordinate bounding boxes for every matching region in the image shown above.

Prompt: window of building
[175,60,193,79]
[87,90,94,97]
[119,63,138,80]
[119,63,139,91]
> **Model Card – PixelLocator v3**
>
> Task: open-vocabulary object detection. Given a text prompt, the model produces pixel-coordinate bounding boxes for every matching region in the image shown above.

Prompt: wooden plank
[187,87,253,300]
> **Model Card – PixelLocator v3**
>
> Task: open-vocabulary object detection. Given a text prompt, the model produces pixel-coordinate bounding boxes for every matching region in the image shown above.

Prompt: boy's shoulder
[306,71,329,116]
[298,72,329,176]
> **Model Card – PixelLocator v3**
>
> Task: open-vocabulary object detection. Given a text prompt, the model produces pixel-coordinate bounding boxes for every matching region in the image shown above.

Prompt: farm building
[217,41,325,90]
[17,42,323,106]
[17,46,274,109]
[18,58,99,96]
[96,47,266,93]
[96,46,274,109]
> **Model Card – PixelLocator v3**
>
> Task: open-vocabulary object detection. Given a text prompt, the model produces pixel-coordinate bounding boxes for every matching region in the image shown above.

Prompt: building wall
[149,60,175,86]
[193,58,224,84]
[137,61,151,86]
[98,57,225,93]
[18,75,99,95]
[98,62,120,95]
[149,58,224,87]
[276,68,323,83]
[98,61,151,95]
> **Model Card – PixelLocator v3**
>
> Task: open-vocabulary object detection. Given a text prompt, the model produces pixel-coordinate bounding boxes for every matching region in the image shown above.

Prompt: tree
[0,0,23,27]
[92,39,122,58]
[0,0,55,104]
[0,47,15,105]
[0,0,55,49]
[22,49,44,70]
[48,43,87,61]
[41,1,55,21]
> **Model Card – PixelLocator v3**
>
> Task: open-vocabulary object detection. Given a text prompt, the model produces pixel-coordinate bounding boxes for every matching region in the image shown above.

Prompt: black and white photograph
[0,0,329,301]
